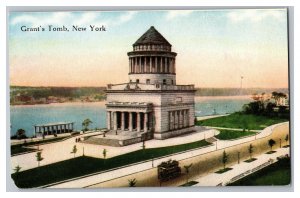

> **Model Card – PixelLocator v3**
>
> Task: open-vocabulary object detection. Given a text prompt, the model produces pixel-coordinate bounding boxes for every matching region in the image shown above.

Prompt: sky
[8,9,289,88]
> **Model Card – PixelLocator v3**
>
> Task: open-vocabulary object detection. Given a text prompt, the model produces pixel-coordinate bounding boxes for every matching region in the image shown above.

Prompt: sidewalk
[46,122,289,188]
[194,146,289,186]
[11,126,217,171]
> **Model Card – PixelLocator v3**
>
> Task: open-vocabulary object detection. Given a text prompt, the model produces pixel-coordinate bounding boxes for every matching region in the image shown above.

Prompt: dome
[133,26,171,47]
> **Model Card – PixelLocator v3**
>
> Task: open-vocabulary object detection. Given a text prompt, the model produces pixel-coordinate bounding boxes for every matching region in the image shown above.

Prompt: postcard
[8,9,290,188]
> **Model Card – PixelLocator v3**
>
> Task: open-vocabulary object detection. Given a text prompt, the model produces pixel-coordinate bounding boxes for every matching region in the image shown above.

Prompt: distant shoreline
[10,95,253,107]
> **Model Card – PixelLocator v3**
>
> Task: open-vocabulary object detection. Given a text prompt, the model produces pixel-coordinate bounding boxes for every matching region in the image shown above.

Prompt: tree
[16,128,27,140]
[285,134,289,146]
[272,92,287,106]
[71,145,77,158]
[268,139,276,151]
[103,148,107,159]
[128,178,137,187]
[36,151,44,167]
[82,118,93,132]
[183,163,193,183]
[14,165,22,174]
[222,150,228,170]
[248,144,254,159]
[141,141,146,150]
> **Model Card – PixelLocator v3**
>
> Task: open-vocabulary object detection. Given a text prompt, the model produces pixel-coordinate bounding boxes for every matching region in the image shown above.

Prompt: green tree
[82,118,93,132]
[222,150,228,170]
[36,151,44,167]
[285,134,289,146]
[16,128,27,139]
[70,145,77,158]
[128,178,137,187]
[183,163,193,183]
[14,165,22,174]
[268,139,276,151]
[141,141,146,150]
[103,148,107,159]
[248,144,254,160]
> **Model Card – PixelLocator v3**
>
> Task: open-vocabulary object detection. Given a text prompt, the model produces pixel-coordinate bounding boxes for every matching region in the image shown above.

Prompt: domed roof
[133,26,171,47]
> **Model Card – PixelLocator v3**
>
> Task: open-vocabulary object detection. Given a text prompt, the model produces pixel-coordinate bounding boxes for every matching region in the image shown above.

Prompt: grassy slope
[228,158,291,186]
[215,130,257,140]
[197,112,288,130]
[12,140,210,188]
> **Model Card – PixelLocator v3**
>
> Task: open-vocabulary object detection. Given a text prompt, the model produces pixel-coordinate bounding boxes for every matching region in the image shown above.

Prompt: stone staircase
[83,137,121,147]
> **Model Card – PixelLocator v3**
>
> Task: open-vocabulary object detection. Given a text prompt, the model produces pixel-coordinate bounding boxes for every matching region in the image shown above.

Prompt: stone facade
[105,26,195,142]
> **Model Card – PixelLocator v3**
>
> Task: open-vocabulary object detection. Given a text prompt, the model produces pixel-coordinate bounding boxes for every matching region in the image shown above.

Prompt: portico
[106,102,153,133]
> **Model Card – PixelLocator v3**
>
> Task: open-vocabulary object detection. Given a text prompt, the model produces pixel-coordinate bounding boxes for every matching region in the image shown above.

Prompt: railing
[225,159,274,185]
[107,83,195,91]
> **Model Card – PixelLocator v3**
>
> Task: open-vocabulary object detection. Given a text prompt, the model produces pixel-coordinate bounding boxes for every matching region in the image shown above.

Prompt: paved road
[11,127,218,171]
[46,122,289,188]
[194,146,289,186]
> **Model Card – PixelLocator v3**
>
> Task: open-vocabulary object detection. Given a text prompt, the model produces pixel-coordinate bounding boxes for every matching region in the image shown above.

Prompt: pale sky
[9,9,289,88]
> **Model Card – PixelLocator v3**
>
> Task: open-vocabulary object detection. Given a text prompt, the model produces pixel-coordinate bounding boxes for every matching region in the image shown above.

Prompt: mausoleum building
[105,26,196,142]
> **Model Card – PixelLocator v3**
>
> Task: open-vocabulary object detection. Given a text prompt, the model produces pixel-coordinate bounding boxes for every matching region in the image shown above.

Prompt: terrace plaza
[83,26,196,146]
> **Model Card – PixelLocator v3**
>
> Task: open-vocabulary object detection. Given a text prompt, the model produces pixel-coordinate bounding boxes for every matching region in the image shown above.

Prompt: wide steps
[83,137,121,147]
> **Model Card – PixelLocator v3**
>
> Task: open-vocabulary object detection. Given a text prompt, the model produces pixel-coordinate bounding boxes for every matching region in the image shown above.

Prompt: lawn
[11,146,38,156]
[228,157,291,186]
[11,140,210,188]
[197,112,288,130]
[215,130,257,140]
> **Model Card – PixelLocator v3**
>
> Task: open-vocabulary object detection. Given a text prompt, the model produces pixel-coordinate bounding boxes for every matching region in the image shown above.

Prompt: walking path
[196,114,229,121]
[11,126,217,171]
[44,122,288,188]
[194,146,289,186]
[205,126,260,133]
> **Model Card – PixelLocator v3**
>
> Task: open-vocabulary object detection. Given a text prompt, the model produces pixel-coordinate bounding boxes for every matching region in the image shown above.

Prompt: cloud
[227,9,285,23]
[166,10,194,20]
[11,11,137,28]
[113,11,137,25]
[76,13,98,26]
[11,12,72,26]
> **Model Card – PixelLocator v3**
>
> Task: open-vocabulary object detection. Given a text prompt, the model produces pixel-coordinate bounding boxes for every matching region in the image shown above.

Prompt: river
[10,96,252,137]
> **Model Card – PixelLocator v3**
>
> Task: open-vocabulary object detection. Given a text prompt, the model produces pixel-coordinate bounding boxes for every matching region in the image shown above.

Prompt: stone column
[182,110,185,128]
[180,110,184,128]
[150,56,152,73]
[137,112,141,132]
[168,112,172,130]
[160,57,163,73]
[174,111,178,129]
[113,111,117,130]
[186,110,189,127]
[107,111,111,130]
[121,112,125,131]
[174,58,176,74]
[129,58,131,73]
[144,113,148,132]
[139,57,142,73]
[129,112,133,131]
[155,57,158,73]
[165,57,168,73]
